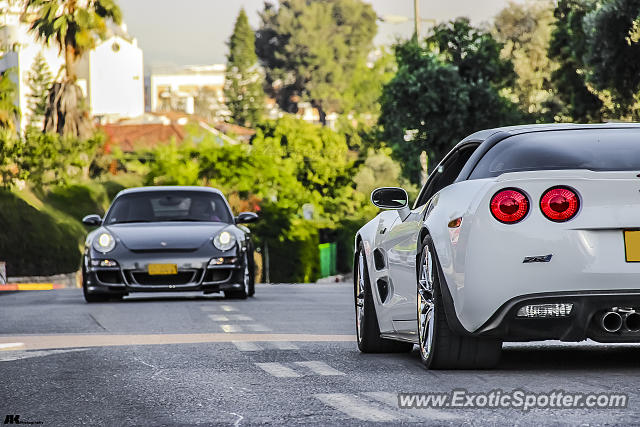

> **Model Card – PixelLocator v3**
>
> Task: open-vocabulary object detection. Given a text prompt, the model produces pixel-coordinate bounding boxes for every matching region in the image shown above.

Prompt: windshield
[470,129,640,179]
[104,191,233,225]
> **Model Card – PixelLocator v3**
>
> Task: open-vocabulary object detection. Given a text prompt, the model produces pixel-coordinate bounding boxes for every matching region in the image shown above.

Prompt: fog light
[92,259,118,267]
[517,303,573,318]
[209,257,237,266]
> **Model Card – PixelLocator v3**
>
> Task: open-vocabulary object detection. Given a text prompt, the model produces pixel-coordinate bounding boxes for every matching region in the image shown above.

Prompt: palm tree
[23,0,122,137]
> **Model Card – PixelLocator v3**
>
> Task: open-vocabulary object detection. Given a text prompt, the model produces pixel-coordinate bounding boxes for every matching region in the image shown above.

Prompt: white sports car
[354,123,640,369]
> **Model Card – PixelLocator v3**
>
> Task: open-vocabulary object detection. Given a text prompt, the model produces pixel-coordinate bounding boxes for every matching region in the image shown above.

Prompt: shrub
[0,191,83,276]
[45,183,110,221]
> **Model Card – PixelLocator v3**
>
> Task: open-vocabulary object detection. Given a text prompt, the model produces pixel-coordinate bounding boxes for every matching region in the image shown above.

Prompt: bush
[45,183,110,221]
[0,191,83,276]
[334,218,368,273]
[266,227,319,283]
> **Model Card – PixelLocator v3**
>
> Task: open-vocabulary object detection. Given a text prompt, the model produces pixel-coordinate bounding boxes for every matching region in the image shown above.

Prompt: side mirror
[82,214,102,226]
[371,187,409,210]
[235,212,259,224]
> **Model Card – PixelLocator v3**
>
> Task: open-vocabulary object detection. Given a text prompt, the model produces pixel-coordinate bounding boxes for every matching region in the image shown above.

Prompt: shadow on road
[499,345,640,371]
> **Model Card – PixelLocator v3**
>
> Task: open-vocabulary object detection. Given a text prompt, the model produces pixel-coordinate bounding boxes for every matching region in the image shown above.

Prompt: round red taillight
[540,187,579,222]
[490,189,529,224]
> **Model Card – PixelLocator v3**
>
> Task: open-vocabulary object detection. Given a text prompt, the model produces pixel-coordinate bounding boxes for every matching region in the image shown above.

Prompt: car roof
[115,186,225,198]
[459,122,640,144]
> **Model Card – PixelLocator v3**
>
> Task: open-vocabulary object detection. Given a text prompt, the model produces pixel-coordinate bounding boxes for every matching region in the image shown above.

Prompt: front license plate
[148,263,178,275]
[624,231,640,262]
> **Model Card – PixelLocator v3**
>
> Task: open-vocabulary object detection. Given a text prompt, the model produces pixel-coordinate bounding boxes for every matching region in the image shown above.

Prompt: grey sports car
[81,186,258,302]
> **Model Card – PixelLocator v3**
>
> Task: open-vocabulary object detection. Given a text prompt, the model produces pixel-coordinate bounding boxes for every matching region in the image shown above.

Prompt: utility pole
[414,0,420,39]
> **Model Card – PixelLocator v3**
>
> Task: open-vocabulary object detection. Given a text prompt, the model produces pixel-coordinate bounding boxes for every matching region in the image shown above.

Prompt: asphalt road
[2,284,640,426]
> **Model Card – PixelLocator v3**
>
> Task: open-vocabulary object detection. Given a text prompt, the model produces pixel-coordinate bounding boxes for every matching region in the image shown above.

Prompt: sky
[117,0,518,72]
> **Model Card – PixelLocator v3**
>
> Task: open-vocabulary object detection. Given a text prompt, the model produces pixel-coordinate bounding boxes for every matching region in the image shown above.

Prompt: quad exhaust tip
[624,312,640,332]
[600,311,623,333]
[598,309,640,333]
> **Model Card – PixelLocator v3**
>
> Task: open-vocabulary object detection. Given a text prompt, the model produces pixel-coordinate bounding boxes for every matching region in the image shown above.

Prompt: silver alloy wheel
[243,253,250,294]
[355,251,366,343]
[417,246,436,362]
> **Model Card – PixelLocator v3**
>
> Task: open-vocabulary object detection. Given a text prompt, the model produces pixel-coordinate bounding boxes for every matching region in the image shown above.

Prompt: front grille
[127,270,199,286]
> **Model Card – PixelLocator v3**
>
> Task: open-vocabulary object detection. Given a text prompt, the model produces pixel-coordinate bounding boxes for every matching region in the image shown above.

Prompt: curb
[0,283,66,291]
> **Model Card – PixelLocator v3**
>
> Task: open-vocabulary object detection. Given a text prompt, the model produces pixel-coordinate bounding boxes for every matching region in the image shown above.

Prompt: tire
[82,268,109,303]
[224,252,251,299]
[417,235,502,369]
[247,249,256,297]
[355,243,414,353]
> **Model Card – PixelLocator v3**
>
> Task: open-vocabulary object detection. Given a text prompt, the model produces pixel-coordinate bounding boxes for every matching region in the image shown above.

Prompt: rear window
[470,129,640,179]
[104,191,232,224]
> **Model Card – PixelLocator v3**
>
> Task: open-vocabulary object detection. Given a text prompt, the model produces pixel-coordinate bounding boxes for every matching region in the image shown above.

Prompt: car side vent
[376,277,389,303]
[373,248,386,270]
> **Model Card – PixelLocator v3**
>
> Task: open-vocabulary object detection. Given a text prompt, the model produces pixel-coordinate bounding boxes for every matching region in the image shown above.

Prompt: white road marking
[0,342,24,351]
[363,391,460,421]
[315,393,402,422]
[220,324,270,333]
[255,362,302,378]
[246,324,271,332]
[210,314,253,321]
[270,341,298,350]
[294,361,345,376]
[199,305,238,312]
[226,314,252,321]
[232,341,262,351]
[0,349,87,362]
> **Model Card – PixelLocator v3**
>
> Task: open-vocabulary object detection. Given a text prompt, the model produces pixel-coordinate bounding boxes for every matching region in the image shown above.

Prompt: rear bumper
[470,290,640,343]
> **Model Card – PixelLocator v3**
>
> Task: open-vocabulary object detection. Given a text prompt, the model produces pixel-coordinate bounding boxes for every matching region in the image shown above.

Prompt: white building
[76,34,145,122]
[148,64,226,115]
[0,0,144,130]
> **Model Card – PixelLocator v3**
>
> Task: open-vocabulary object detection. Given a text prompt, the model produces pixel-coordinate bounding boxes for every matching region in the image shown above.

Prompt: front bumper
[85,255,245,294]
[472,290,640,343]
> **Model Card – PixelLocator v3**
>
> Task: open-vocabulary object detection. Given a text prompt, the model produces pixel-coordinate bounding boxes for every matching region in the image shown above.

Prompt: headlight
[93,232,116,253]
[213,230,236,251]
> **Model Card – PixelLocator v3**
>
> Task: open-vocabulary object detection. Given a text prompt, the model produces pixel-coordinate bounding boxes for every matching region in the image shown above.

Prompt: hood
[106,222,230,251]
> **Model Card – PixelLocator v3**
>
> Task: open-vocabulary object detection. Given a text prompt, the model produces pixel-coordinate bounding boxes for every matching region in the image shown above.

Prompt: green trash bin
[318,242,338,278]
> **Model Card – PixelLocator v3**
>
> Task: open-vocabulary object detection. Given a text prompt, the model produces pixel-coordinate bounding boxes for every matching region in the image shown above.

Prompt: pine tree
[26,51,53,128]
[224,8,265,127]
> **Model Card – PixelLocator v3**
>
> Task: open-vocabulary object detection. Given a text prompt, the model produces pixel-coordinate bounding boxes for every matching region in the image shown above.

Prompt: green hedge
[0,191,83,276]
[335,218,367,274]
[266,229,320,283]
[45,183,110,221]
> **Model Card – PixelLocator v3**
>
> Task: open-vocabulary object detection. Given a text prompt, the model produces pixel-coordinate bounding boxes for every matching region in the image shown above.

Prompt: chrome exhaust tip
[624,311,640,332]
[600,311,623,333]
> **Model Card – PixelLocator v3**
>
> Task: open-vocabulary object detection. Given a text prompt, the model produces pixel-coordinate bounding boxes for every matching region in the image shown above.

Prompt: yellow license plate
[624,231,640,262]
[148,264,178,275]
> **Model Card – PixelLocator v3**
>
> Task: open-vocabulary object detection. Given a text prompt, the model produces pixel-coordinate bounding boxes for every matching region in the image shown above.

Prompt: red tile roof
[100,123,186,153]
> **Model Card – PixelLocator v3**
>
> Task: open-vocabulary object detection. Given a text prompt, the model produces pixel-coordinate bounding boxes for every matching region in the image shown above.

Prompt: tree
[380,21,525,184]
[255,0,377,125]
[494,0,558,120]
[26,51,53,128]
[24,0,122,137]
[224,8,265,127]
[0,69,20,133]
[342,48,396,124]
[548,0,603,122]
[583,0,640,115]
